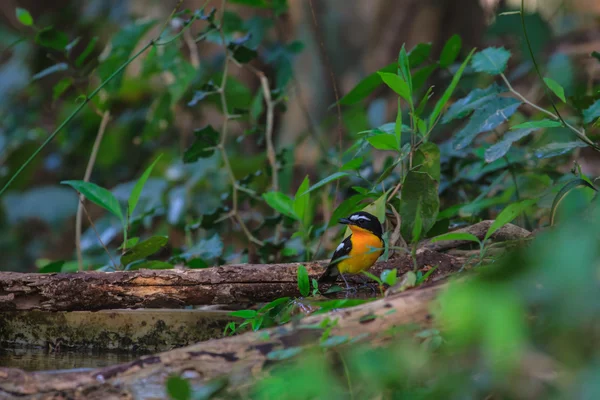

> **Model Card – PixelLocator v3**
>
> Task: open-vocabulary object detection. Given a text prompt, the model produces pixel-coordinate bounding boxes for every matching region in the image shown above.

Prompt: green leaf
[39,260,66,273]
[294,176,311,226]
[341,157,363,171]
[297,265,310,297]
[452,97,522,150]
[534,141,588,159]
[550,178,597,226]
[35,27,69,51]
[166,376,191,400]
[378,72,411,103]
[400,172,439,242]
[76,37,98,67]
[412,202,423,242]
[128,155,162,218]
[412,65,437,92]
[413,142,441,181]
[16,8,33,26]
[299,172,349,196]
[367,133,399,151]
[61,180,124,223]
[442,83,505,123]
[583,99,600,124]
[230,309,257,319]
[430,232,480,244]
[408,43,432,67]
[119,237,140,249]
[543,77,566,103]
[439,34,462,67]
[397,45,412,96]
[339,63,396,105]
[511,119,562,129]
[329,194,369,228]
[485,128,535,163]
[380,269,397,286]
[121,236,168,266]
[263,191,296,219]
[472,47,511,75]
[52,78,72,100]
[183,126,219,163]
[185,234,223,261]
[484,199,537,241]
[429,49,475,127]
[129,260,173,271]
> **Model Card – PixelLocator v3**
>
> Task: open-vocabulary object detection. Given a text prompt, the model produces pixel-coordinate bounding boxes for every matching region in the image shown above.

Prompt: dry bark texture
[0,280,446,399]
[0,249,462,312]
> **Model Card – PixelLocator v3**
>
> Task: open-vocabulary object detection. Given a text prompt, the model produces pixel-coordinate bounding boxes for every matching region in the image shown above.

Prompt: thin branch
[76,111,111,271]
[78,198,118,270]
[258,72,278,193]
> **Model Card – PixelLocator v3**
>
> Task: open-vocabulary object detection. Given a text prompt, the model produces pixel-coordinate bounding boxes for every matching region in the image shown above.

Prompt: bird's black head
[339,211,383,237]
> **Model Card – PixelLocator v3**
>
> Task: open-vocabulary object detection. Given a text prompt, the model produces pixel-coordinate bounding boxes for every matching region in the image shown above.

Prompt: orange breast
[337,232,383,274]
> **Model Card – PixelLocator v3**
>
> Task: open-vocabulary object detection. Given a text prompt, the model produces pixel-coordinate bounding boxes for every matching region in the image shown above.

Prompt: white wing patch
[349,214,371,222]
[336,242,346,252]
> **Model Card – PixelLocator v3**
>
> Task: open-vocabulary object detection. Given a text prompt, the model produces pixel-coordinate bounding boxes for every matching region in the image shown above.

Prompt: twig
[78,198,118,270]
[76,111,111,271]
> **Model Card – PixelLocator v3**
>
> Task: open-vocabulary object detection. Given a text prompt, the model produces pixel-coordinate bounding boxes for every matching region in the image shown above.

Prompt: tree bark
[0,280,447,399]
[0,249,462,312]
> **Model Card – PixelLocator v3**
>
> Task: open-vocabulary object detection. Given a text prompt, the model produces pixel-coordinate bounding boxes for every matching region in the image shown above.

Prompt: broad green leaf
[408,43,432,67]
[339,63,396,105]
[121,236,168,266]
[429,49,475,127]
[129,260,174,271]
[511,119,562,130]
[263,191,296,218]
[230,309,257,319]
[76,36,98,67]
[412,65,437,92]
[35,27,69,51]
[183,126,219,163]
[297,265,310,297]
[329,194,370,228]
[453,97,522,150]
[439,34,462,67]
[378,72,411,102]
[120,237,140,249]
[442,83,506,123]
[397,45,413,102]
[412,202,423,242]
[380,269,397,286]
[484,199,537,240]
[61,180,124,223]
[16,8,33,26]
[485,128,535,163]
[413,142,441,181]
[472,47,511,75]
[299,172,349,196]
[550,178,597,225]
[294,176,311,227]
[543,77,566,103]
[341,157,363,171]
[367,133,399,151]
[430,232,480,244]
[400,172,439,242]
[534,141,588,159]
[583,99,600,124]
[39,260,66,273]
[128,154,162,218]
[165,376,191,400]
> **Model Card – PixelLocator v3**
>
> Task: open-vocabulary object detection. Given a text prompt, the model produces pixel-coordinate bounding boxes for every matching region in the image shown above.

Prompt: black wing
[318,235,352,284]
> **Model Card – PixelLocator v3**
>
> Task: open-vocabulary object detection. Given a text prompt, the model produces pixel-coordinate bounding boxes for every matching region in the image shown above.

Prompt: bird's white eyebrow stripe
[349,215,371,221]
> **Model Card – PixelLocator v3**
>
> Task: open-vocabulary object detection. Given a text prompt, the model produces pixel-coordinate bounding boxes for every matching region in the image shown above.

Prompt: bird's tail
[318,263,339,285]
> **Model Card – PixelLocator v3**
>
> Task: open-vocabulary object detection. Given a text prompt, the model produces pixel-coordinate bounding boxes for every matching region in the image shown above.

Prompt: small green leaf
[380,269,397,286]
[294,176,311,227]
[39,260,65,273]
[35,26,69,51]
[400,172,439,242]
[408,43,432,67]
[166,376,191,400]
[511,119,562,130]
[485,199,537,241]
[534,141,588,159]
[61,180,124,223]
[299,172,349,196]
[263,191,296,219]
[543,77,566,103]
[367,133,399,151]
[429,49,475,127]
[119,237,140,249]
[76,36,98,67]
[439,34,462,67]
[485,128,535,163]
[297,265,310,297]
[230,309,257,319]
[430,232,480,244]
[183,126,219,163]
[472,47,511,75]
[128,154,162,218]
[339,63,396,105]
[16,8,33,26]
[583,99,600,124]
[129,260,173,271]
[121,236,168,266]
[341,157,363,171]
[52,78,72,100]
[378,72,411,103]
[442,83,505,123]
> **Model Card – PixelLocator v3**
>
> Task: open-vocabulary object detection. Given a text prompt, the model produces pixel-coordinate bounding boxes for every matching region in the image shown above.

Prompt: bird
[318,211,384,291]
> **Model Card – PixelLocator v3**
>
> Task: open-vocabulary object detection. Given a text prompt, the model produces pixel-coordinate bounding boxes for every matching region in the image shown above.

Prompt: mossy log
[0,280,447,399]
[0,249,462,312]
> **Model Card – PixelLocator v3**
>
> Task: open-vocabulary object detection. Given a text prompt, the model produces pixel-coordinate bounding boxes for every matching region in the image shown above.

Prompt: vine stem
[76,110,111,271]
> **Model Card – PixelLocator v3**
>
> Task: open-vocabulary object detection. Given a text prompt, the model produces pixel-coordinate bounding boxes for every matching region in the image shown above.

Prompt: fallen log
[0,249,462,312]
[0,279,448,399]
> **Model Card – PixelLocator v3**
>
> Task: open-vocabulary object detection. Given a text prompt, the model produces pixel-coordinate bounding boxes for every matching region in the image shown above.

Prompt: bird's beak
[339,218,351,225]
